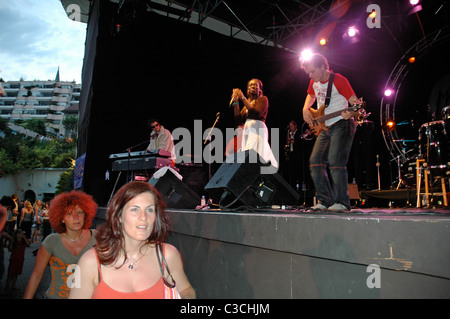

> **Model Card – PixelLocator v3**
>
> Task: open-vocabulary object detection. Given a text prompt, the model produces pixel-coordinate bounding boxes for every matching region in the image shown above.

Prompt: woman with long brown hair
[69,181,195,299]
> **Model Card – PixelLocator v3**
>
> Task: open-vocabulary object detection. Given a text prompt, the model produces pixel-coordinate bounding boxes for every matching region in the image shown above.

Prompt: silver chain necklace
[65,231,83,242]
[127,246,148,270]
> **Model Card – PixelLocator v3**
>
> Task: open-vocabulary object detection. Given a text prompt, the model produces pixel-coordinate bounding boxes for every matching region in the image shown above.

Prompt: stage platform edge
[94,207,450,298]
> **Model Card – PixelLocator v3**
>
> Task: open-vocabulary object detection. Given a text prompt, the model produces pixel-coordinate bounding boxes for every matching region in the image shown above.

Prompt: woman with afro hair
[24,190,98,299]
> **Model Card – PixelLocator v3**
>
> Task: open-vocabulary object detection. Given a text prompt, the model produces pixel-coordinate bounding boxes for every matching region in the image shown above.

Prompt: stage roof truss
[61,0,352,52]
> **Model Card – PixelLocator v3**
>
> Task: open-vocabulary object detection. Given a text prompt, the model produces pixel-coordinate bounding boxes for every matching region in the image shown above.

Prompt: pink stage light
[347,26,357,37]
[384,89,394,97]
[408,0,422,14]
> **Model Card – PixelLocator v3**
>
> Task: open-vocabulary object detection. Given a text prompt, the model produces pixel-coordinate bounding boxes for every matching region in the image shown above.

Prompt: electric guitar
[308,99,366,136]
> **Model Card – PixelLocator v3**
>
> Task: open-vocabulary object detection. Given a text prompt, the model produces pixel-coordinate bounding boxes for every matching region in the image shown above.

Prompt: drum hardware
[393,139,416,143]
[416,158,449,208]
[395,120,410,126]
[418,120,448,178]
[392,151,415,189]
[416,158,430,208]
[376,155,381,190]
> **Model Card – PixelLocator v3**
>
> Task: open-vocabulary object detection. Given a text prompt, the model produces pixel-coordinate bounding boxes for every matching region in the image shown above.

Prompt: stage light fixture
[384,88,394,97]
[409,56,416,63]
[408,0,422,14]
[300,49,314,62]
[342,26,360,44]
[319,37,327,46]
[347,26,358,37]
[368,10,377,19]
[383,119,396,132]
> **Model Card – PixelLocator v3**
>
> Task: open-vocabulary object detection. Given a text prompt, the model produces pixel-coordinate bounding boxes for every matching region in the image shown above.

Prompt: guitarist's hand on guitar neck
[342,96,363,119]
[341,109,357,120]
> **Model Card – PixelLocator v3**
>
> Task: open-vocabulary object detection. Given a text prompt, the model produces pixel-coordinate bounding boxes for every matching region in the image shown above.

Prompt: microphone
[229,95,236,107]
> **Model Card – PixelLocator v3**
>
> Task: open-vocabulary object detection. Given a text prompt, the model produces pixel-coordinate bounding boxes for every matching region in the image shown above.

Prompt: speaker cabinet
[205,150,299,207]
[149,169,200,209]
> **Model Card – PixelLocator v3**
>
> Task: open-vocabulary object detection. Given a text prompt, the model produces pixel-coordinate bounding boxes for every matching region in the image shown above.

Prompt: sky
[0,0,87,84]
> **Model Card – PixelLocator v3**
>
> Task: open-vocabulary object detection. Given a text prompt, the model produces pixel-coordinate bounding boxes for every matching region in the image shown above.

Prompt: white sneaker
[327,203,350,211]
[309,203,328,211]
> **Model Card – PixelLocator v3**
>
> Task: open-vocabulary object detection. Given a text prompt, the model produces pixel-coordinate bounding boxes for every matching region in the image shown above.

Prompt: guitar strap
[324,73,335,108]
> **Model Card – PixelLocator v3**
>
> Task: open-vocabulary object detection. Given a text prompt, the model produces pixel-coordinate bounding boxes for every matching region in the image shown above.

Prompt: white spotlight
[300,49,313,62]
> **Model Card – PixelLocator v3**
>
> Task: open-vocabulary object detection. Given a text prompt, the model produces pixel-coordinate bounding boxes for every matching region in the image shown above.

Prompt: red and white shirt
[307,73,355,127]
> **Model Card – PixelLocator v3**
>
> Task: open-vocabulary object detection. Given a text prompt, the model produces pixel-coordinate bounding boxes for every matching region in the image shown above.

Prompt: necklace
[65,230,83,242]
[127,245,148,270]
[128,255,145,270]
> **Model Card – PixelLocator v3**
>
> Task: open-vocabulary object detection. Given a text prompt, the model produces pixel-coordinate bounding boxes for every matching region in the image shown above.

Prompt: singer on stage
[146,118,176,162]
[231,78,278,168]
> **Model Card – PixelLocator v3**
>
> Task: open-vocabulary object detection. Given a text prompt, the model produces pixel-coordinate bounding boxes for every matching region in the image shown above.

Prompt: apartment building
[0,79,81,137]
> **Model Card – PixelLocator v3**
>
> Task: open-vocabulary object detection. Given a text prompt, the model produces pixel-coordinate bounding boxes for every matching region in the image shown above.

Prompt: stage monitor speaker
[205,150,299,207]
[149,168,200,209]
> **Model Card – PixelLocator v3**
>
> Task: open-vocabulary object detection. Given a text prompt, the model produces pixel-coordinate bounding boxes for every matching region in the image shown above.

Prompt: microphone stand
[204,113,220,180]
[376,155,381,190]
[123,139,151,183]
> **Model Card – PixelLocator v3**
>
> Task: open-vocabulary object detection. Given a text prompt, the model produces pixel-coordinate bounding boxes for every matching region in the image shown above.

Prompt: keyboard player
[146,118,176,164]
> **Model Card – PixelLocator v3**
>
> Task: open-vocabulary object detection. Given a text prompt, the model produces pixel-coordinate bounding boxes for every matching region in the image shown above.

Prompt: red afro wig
[49,190,98,233]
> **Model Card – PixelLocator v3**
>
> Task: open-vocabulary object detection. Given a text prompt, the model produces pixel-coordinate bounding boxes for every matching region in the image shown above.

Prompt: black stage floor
[165,202,450,298]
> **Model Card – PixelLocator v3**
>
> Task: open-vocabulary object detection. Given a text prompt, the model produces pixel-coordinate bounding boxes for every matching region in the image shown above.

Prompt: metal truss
[142,0,339,50]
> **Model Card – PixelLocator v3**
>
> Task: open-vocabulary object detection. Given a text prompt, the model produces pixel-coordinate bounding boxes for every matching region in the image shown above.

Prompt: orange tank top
[91,247,165,299]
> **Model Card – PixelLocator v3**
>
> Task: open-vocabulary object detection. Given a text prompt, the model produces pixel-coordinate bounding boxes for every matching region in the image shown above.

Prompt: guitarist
[301,53,361,212]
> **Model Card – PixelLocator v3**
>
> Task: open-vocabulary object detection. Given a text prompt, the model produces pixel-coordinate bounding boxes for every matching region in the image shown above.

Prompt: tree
[63,115,78,138]
[0,128,76,175]
[24,118,47,136]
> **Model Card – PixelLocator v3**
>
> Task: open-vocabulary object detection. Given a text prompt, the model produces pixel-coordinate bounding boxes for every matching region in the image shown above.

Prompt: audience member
[1,229,31,294]
[0,196,14,291]
[69,181,195,299]
[19,201,33,239]
[24,191,98,299]
[41,202,52,241]
[31,200,42,243]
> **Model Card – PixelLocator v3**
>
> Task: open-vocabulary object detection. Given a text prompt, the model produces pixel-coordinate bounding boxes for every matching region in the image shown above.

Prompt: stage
[94,204,450,299]
[68,0,450,300]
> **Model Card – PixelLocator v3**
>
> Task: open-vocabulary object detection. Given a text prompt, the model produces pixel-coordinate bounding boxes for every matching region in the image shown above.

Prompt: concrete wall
[166,209,450,299]
[0,168,68,202]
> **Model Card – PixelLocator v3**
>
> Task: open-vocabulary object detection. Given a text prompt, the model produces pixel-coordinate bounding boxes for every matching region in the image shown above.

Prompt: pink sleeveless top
[91,247,165,299]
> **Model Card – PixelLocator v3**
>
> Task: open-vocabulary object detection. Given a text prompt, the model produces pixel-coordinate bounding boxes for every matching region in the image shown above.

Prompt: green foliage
[0,119,76,176]
[55,168,75,195]
[24,118,47,136]
[62,116,78,138]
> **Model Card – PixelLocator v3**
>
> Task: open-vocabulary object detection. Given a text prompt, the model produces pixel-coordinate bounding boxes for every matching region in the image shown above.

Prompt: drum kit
[395,106,450,206]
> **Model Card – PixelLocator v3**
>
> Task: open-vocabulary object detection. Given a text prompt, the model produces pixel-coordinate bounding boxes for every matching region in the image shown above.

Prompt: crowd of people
[0,194,51,295]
